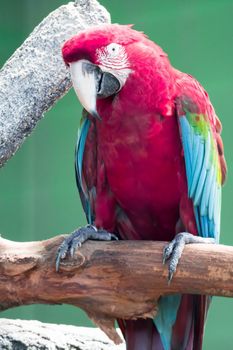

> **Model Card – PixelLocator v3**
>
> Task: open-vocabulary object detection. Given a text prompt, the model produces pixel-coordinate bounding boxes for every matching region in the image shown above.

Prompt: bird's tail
[118,294,210,350]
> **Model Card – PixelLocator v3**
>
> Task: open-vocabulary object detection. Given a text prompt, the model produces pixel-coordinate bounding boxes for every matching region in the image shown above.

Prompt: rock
[0,318,125,350]
[0,0,110,167]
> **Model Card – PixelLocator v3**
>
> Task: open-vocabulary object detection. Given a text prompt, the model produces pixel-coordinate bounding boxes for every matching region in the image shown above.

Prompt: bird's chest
[97,113,187,216]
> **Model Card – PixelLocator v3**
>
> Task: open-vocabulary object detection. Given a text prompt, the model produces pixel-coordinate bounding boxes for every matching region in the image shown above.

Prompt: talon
[163,245,171,264]
[70,247,75,258]
[110,233,118,241]
[70,240,82,257]
[163,232,215,283]
[89,225,98,232]
[168,271,173,285]
[55,225,118,271]
[162,240,175,264]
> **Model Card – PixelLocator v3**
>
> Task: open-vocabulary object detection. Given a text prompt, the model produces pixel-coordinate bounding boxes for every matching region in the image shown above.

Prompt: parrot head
[62,24,169,118]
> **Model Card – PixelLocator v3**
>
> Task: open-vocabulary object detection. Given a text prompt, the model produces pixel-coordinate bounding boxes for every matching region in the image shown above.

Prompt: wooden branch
[0,235,232,343]
[0,0,110,167]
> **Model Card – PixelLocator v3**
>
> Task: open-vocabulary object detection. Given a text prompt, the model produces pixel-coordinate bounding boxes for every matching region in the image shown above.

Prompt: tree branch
[0,0,110,167]
[0,235,232,343]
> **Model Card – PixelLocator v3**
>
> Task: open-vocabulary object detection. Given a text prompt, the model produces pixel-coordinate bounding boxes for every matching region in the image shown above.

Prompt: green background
[1,0,233,348]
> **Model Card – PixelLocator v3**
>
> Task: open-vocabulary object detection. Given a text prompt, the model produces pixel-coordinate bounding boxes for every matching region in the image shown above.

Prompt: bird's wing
[155,78,227,350]
[75,112,97,224]
[176,85,226,241]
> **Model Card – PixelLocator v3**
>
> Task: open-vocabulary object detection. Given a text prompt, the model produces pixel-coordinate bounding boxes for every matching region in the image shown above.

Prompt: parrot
[56,24,227,350]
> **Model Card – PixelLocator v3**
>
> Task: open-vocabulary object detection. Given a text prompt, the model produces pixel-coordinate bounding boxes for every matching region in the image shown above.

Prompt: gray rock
[0,318,125,350]
[0,0,110,167]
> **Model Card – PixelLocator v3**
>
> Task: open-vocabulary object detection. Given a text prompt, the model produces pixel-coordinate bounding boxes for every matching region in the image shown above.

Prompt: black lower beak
[97,71,121,99]
[81,61,121,99]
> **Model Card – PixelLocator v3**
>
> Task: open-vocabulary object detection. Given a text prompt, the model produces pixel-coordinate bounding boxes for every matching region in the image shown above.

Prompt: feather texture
[178,101,222,241]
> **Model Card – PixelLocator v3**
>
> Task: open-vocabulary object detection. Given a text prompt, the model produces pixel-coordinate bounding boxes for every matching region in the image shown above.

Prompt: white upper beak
[70,59,98,117]
[69,59,124,119]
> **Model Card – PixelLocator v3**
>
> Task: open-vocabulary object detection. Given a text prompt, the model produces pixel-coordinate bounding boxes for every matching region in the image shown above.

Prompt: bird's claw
[162,232,215,283]
[56,225,118,271]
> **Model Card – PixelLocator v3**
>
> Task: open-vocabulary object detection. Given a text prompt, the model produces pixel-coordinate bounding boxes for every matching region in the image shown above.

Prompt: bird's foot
[163,232,215,283]
[56,225,118,271]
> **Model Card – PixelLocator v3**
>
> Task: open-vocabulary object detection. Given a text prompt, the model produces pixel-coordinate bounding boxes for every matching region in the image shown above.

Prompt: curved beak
[69,59,121,119]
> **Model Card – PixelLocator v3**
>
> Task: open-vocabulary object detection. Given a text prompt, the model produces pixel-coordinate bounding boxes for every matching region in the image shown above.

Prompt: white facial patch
[96,43,130,69]
[96,43,132,87]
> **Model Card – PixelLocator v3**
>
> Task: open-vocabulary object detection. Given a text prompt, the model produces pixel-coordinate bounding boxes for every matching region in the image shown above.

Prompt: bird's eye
[106,43,122,56]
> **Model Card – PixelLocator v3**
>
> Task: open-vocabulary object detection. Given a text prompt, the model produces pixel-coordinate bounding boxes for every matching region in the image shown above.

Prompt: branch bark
[0,235,232,343]
[0,0,110,167]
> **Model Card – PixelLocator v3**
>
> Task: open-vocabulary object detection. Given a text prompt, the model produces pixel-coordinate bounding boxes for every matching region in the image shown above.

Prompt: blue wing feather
[76,118,91,192]
[194,167,206,206]
[200,166,214,216]
[190,140,204,199]
[179,117,192,188]
[194,133,211,205]
[191,134,201,178]
[75,117,93,224]
[208,179,216,221]
[178,112,221,241]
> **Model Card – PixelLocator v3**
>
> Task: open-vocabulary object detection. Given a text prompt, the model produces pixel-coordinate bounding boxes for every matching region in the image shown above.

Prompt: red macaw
[56,24,226,350]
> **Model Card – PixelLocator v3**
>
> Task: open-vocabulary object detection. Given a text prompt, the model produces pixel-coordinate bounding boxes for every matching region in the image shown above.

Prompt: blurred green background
[0,0,233,348]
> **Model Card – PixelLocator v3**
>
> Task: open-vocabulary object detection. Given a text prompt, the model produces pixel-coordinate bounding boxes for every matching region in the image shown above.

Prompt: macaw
[56,24,226,350]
